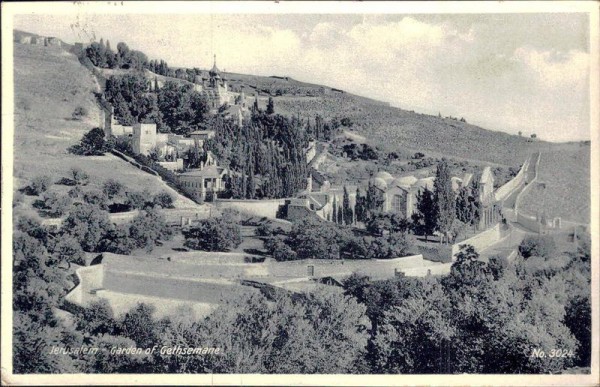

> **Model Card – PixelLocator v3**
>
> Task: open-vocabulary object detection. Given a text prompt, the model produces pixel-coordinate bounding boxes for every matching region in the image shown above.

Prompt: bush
[518,235,556,259]
[29,175,52,195]
[183,215,241,252]
[72,106,89,120]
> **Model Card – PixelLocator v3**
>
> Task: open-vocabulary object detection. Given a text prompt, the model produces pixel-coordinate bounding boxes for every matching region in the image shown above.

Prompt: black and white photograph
[1,1,598,385]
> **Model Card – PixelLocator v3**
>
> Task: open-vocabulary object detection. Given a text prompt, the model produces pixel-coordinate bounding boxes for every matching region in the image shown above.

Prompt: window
[392,193,406,217]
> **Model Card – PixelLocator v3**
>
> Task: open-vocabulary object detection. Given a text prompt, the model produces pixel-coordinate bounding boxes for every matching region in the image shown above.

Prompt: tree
[98,225,136,255]
[518,235,556,259]
[128,208,172,252]
[83,189,109,210]
[118,303,160,348]
[266,96,275,114]
[343,186,353,225]
[61,204,111,252]
[433,159,455,242]
[354,188,366,223]
[183,215,241,252]
[368,232,413,259]
[153,191,174,208]
[41,191,72,217]
[412,188,436,240]
[68,127,113,156]
[50,234,86,268]
[102,179,125,200]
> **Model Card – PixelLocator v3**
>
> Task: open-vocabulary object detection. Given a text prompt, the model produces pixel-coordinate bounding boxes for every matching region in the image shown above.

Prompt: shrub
[29,175,52,195]
[72,106,89,120]
[518,235,556,259]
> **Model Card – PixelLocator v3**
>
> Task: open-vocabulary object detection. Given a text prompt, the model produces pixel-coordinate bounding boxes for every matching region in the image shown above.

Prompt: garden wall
[495,156,530,202]
[214,198,288,219]
[451,223,503,258]
[63,264,104,306]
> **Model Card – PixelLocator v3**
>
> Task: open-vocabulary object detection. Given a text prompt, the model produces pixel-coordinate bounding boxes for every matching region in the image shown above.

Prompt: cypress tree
[433,159,455,242]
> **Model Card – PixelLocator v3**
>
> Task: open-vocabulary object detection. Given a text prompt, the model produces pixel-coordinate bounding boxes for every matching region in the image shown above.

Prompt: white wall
[214,198,288,218]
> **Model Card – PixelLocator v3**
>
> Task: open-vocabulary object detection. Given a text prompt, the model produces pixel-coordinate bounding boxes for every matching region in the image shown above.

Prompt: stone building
[179,162,228,202]
[132,123,158,155]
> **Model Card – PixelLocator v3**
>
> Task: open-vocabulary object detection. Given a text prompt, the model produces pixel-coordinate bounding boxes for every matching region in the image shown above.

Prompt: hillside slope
[12,42,195,208]
[519,146,591,224]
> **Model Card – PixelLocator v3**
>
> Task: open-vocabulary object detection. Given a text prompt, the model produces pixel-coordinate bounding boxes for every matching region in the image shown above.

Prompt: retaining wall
[214,198,288,219]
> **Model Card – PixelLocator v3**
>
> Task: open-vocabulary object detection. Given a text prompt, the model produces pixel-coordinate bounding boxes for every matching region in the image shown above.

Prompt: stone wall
[516,212,544,233]
[451,223,504,258]
[214,198,288,219]
[64,264,104,306]
[495,156,530,202]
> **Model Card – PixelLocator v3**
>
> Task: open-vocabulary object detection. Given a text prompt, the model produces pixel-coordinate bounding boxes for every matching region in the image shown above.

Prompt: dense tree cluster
[207,112,309,199]
[343,239,591,374]
[84,39,148,71]
[265,217,414,261]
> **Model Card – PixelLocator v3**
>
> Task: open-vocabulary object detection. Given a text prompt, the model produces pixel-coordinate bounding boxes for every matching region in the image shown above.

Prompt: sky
[12,7,593,142]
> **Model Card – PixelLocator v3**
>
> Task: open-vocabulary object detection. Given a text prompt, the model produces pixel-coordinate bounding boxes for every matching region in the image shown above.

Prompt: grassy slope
[275,94,543,167]
[12,43,194,209]
[519,145,591,224]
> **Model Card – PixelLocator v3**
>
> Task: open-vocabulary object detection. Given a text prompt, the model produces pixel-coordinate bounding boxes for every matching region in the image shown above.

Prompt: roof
[375,171,394,182]
[391,176,418,188]
[180,165,225,179]
[209,55,221,77]
[190,130,215,136]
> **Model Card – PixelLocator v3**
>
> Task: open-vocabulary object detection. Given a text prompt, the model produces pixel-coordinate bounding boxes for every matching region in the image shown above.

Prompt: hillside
[12,42,196,214]
[519,145,591,224]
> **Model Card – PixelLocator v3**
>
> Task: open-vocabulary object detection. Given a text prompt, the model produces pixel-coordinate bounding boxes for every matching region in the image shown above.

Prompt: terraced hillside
[519,145,591,224]
[12,42,194,209]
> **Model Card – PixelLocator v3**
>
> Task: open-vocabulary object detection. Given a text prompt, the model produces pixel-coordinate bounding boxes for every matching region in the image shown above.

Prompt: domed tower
[209,54,221,88]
